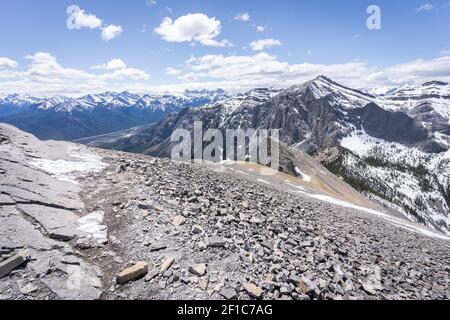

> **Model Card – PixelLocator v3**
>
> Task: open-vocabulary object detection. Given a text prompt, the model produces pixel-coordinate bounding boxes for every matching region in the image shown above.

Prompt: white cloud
[0,52,149,96]
[165,67,182,76]
[383,56,450,83]
[234,12,251,22]
[70,9,103,29]
[0,58,18,69]
[250,38,282,51]
[2,51,450,96]
[66,6,122,41]
[439,49,450,56]
[256,25,265,32]
[160,53,450,92]
[91,58,149,80]
[416,3,433,12]
[101,24,123,41]
[98,67,149,81]
[24,52,93,81]
[91,59,127,70]
[146,0,158,6]
[154,13,231,47]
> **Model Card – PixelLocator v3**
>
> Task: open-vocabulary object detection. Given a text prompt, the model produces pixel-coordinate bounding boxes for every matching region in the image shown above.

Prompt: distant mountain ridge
[0,89,230,140]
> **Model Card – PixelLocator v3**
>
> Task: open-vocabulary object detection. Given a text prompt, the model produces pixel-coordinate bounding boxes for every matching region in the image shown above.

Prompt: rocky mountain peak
[422,80,449,87]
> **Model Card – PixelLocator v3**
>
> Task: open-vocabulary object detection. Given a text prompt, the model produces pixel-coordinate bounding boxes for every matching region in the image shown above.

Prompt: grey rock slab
[219,288,237,300]
[0,207,53,251]
[207,236,226,248]
[0,251,29,279]
[188,264,207,277]
[19,283,38,295]
[0,193,15,206]
[17,204,85,241]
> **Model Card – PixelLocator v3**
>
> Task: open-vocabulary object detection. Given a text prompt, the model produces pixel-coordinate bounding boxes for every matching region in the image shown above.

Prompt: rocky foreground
[1,124,449,300]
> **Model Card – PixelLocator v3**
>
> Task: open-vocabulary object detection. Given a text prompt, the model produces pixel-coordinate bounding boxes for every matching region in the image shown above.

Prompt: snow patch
[30,149,107,184]
[295,167,311,182]
[77,211,107,244]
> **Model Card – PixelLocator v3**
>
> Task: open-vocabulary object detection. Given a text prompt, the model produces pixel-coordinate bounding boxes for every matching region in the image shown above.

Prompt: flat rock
[243,283,264,299]
[219,288,237,300]
[362,281,377,295]
[17,204,84,241]
[160,257,175,273]
[188,263,207,276]
[149,243,167,252]
[0,251,29,279]
[19,283,38,295]
[207,235,226,248]
[116,261,149,284]
[172,215,186,226]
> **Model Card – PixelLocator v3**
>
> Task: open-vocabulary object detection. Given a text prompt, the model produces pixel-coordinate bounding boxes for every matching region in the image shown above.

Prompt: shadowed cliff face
[353,103,429,145]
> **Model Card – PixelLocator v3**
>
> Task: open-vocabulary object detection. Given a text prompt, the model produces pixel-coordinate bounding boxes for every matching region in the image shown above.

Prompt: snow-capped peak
[0,90,232,113]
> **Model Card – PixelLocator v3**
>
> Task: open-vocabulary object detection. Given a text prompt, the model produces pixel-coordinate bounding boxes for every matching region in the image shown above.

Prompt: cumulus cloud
[0,53,149,95]
[161,52,450,92]
[91,58,149,80]
[101,24,123,41]
[2,51,450,96]
[416,3,433,12]
[154,13,232,47]
[91,59,127,70]
[383,56,450,83]
[234,12,251,22]
[256,25,265,32]
[250,38,282,51]
[166,67,182,76]
[66,6,122,41]
[0,58,18,69]
[68,8,103,29]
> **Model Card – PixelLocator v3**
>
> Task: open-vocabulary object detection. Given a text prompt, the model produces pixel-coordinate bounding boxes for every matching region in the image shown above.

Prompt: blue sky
[0,0,449,95]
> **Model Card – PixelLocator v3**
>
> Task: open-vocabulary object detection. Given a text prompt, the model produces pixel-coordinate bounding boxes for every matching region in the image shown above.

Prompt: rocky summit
[1,123,450,300]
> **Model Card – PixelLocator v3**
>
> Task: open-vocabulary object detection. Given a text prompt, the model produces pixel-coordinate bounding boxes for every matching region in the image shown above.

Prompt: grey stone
[189,263,207,276]
[0,251,29,279]
[219,288,237,300]
[207,236,226,248]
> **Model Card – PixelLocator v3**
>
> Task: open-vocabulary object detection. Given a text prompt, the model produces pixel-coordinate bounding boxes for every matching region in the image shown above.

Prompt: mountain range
[76,76,450,235]
[0,89,230,141]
